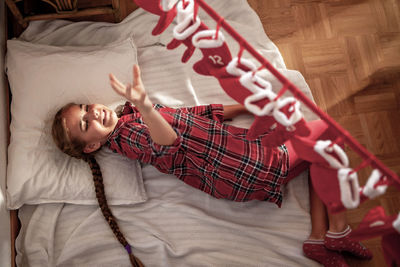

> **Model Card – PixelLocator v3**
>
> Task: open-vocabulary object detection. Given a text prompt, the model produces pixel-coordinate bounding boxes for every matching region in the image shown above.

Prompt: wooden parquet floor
[247,0,400,266]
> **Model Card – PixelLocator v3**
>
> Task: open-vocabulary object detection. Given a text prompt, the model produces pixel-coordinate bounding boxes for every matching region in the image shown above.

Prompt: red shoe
[324,226,373,260]
[303,240,349,267]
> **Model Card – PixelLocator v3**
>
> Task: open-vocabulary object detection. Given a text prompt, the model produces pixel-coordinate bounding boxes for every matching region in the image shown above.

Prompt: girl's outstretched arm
[109,64,178,146]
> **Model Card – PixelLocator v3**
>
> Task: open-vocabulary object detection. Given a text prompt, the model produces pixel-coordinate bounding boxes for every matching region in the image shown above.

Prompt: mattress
[14,1,320,266]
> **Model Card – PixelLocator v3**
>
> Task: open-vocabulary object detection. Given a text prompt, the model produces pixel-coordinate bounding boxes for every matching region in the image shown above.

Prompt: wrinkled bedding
[15,1,320,266]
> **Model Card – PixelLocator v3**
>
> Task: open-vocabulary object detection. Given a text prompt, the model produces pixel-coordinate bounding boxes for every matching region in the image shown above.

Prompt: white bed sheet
[15,1,320,266]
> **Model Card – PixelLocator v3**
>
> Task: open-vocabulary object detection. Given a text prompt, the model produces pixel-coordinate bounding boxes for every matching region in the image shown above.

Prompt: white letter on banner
[272,97,303,127]
[239,72,276,116]
[362,169,388,199]
[173,15,201,40]
[239,71,273,94]
[244,91,277,116]
[314,140,349,169]
[192,30,225,48]
[338,168,361,209]
[226,57,256,77]
[176,0,194,22]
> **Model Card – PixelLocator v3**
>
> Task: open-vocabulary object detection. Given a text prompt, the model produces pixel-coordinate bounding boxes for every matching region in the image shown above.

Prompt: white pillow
[5,38,147,209]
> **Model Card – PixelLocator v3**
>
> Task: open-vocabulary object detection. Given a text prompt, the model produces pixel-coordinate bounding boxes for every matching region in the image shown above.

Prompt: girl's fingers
[125,83,133,100]
[109,73,128,96]
[109,73,126,89]
[132,64,143,87]
[110,70,142,103]
[109,80,123,96]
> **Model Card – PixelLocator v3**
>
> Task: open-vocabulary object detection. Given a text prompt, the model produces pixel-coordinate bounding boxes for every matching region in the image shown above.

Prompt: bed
[6,0,325,266]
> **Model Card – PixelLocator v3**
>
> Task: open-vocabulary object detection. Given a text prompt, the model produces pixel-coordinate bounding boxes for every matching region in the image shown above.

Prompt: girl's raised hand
[109,64,153,113]
[110,64,177,145]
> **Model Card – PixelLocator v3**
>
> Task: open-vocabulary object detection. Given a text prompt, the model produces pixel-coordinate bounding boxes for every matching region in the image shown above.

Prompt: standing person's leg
[284,119,333,181]
[325,211,373,259]
[326,211,347,233]
[283,119,371,265]
[282,120,349,265]
[301,181,372,266]
[308,177,328,240]
[283,119,334,238]
[302,173,349,267]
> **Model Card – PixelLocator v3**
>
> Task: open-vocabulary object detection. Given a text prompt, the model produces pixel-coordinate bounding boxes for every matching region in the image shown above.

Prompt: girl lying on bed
[52,64,372,267]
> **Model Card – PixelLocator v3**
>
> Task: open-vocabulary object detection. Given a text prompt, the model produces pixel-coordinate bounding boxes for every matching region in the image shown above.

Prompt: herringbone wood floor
[247,0,400,266]
[7,0,400,266]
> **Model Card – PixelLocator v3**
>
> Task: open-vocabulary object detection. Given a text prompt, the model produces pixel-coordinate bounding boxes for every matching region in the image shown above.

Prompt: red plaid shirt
[106,102,289,206]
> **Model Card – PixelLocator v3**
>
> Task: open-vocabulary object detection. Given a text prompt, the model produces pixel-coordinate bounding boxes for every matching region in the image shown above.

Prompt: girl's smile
[62,103,118,152]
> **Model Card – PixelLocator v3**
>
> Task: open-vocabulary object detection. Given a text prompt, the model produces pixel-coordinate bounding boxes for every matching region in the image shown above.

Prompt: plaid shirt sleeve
[113,122,182,160]
[124,102,224,123]
[176,104,224,123]
[148,128,182,157]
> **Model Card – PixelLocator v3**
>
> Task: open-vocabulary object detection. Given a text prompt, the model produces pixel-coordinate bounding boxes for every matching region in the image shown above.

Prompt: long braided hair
[52,103,144,267]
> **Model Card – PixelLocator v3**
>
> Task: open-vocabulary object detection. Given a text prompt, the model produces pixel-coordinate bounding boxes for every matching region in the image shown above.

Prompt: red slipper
[303,240,349,267]
[324,226,373,260]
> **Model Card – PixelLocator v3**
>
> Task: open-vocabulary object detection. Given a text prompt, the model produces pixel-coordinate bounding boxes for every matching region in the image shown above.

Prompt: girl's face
[62,104,118,153]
